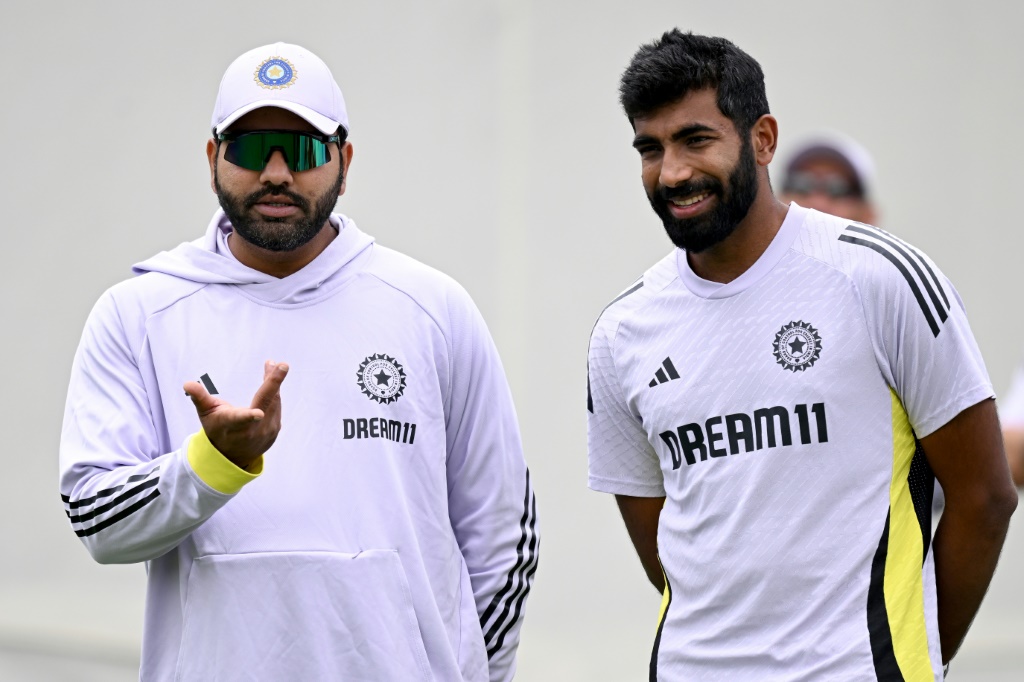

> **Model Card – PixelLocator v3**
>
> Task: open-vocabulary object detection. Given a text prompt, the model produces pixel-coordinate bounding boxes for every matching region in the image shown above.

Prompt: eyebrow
[632,123,718,149]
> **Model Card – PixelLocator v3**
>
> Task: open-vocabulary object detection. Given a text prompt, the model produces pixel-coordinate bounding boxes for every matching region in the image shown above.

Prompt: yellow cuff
[187,430,262,495]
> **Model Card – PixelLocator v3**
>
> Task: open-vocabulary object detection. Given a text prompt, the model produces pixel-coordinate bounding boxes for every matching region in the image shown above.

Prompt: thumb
[184,380,219,415]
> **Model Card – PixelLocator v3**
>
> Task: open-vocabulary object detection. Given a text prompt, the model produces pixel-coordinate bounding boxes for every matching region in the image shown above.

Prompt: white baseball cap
[782,131,876,199]
[211,42,349,136]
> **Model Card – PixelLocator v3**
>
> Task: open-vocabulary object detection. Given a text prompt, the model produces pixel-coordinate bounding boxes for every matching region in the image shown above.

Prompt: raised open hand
[183,361,289,470]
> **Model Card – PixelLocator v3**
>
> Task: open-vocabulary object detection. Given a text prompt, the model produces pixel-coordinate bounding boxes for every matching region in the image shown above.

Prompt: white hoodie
[60,211,538,681]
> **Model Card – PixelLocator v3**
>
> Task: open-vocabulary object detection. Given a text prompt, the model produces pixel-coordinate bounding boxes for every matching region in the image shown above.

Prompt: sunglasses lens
[284,133,330,171]
[223,132,332,171]
[783,172,857,199]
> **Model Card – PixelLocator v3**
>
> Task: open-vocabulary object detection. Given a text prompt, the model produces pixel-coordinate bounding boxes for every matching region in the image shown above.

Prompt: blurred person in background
[779,132,879,224]
[587,29,1016,680]
[58,42,537,682]
[998,365,1024,486]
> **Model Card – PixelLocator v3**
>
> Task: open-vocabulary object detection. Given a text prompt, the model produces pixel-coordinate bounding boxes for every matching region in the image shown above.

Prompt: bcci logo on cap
[773,320,822,372]
[357,354,407,404]
[254,57,297,89]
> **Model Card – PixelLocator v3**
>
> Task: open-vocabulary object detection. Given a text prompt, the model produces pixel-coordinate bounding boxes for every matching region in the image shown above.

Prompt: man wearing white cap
[59,43,537,681]
[779,132,879,224]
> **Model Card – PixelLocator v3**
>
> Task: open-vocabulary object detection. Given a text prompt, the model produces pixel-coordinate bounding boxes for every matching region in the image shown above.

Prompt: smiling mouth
[669,191,711,207]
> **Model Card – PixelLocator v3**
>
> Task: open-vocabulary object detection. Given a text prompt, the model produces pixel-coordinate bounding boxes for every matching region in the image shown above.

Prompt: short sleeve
[850,228,993,437]
[587,313,665,496]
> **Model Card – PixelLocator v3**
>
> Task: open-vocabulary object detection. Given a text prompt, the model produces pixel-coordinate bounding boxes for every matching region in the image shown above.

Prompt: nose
[658,147,695,189]
[260,149,293,186]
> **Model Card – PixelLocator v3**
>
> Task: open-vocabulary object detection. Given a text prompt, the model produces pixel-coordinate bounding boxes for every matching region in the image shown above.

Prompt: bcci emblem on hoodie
[357,353,407,404]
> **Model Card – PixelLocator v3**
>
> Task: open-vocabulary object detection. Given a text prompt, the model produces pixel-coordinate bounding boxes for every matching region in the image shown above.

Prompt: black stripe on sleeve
[838,234,940,337]
[587,370,594,414]
[854,224,951,311]
[486,492,539,658]
[608,281,644,307]
[61,467,161,509]
[866,511,904,680]
[481,471,538,651]
[588,280,645,414]
[846,225,948,323]
[905,242,950,310]
[67,476,160,524]
[74,488,161,538]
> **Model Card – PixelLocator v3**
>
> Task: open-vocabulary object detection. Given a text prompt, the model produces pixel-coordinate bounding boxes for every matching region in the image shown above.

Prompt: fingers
[184,380,218,415]
[251,362,289,411]
[217,405,265,423]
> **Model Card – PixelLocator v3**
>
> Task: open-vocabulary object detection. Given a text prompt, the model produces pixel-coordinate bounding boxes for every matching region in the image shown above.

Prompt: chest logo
[773,321,822,372]
[649,356,681,387]
[357,353,407,404]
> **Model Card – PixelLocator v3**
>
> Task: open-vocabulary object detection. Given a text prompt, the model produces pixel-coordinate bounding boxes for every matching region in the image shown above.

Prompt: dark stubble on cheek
[214,161,345,252]
[650,137,760,253]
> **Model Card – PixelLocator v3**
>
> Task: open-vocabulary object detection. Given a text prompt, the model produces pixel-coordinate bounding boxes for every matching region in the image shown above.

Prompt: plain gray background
[3,0,1023,679]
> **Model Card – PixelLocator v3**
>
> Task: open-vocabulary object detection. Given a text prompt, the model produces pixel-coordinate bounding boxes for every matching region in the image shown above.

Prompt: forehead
[632,88,734,139]
[228,107,318,133]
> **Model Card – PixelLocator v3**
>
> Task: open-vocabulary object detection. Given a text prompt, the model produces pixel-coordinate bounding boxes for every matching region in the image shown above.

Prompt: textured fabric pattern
[587,204,991,680]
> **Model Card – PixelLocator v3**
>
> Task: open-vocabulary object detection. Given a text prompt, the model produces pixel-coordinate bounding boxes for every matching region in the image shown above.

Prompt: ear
[750,114,779,167]
[206,138,218,194]
[338,141,354,196]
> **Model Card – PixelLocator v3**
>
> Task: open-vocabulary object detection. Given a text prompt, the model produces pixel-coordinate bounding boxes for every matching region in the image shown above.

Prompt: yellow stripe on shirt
[884,389,935,680]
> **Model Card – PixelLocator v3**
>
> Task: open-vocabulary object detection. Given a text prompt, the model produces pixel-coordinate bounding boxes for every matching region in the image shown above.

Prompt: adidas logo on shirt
[649,357,680,387]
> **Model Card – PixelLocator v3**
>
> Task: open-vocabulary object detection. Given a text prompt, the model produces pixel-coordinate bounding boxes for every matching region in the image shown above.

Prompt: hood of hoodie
[132,210,375,305]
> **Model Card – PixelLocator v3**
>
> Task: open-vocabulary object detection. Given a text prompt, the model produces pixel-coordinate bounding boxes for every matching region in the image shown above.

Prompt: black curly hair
[619,30,770,133]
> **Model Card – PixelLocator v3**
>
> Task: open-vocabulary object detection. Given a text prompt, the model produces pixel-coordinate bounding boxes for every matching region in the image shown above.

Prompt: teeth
[671,192,708,207]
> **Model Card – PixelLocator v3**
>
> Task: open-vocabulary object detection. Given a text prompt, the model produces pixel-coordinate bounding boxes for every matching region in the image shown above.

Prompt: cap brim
[214,100,344,136]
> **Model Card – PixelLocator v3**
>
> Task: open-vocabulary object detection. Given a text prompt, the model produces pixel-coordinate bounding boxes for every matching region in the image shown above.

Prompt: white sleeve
[852,233,993,437]
[59,291,252,564]
[442,288,537,682]
[587,311,665,496]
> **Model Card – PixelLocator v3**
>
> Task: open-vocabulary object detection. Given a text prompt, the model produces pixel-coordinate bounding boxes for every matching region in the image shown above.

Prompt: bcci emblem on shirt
[773,320,822,372]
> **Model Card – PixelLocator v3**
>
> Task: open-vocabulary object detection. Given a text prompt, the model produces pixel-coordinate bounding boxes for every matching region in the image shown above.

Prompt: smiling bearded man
[586,29,1015,682]
[647,126,759,254]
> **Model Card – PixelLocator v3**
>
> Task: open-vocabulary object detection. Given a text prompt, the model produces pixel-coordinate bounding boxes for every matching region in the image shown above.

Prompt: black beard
[648,138,759,253]
[214,163,344,252]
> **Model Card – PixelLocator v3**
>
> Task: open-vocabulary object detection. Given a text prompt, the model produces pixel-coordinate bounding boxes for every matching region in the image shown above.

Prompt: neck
[228,221,338,278]
[686,189,790,284]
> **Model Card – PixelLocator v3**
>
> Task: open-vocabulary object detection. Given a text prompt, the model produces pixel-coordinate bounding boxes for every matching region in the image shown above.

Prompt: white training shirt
[587,204,992,681]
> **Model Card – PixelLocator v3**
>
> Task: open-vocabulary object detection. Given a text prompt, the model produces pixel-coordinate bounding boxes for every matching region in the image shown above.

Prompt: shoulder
[792,210,951,308]
[94,272,208,330]
[359,244,481,331]
[75,273,208,361]
[590,250,679,344]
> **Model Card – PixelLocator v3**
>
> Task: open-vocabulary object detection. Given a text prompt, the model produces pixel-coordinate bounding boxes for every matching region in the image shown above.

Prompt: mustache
[657,178,722,202]
[243,184,310,212]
